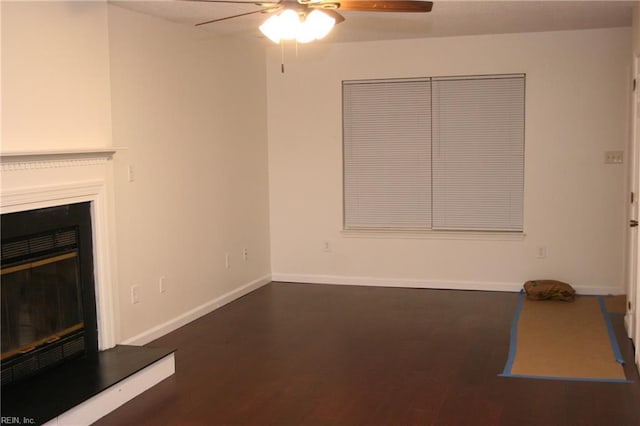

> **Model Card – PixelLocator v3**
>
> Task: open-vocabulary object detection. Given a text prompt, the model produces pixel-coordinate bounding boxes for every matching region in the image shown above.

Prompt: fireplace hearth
[1,202,98,386]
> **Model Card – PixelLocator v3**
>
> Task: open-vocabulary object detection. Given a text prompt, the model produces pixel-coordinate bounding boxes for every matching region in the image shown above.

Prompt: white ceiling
[111,0,635,43]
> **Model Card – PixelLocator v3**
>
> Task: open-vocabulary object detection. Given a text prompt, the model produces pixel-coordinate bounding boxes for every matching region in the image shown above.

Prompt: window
[343,74,525,232]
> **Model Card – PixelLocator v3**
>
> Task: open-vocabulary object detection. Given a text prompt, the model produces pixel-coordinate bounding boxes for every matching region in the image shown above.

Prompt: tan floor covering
[604,294,627,314]
[511,296,626,380]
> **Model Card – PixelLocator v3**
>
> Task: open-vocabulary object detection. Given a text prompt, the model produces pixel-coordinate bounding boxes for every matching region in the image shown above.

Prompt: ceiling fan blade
[322,9,346,24]
[195,6,280,26]
[336,1,433,13]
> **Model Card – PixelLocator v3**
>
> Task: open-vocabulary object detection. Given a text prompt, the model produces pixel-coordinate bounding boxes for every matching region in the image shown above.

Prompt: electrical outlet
[131,285,140,304]
[242,248,248,261]
[159,276,166,293]
[127,165,135,182]
[536,245,547,259]
[225,253,230,269]
[323,241,331,253]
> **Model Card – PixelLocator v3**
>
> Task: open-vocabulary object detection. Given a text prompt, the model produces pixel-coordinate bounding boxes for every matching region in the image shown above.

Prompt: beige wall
[267,28,631,293]
[1,1,112,151]
[1,1,271,344]
[634,3,640,55]
[0,0,633,344]
[108,5,271,341]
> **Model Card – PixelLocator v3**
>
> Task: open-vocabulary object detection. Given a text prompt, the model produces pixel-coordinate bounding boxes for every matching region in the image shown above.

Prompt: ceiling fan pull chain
[281,41,285,74]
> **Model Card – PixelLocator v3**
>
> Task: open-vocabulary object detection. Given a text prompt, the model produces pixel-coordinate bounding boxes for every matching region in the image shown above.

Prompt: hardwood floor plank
[95,283,640,425]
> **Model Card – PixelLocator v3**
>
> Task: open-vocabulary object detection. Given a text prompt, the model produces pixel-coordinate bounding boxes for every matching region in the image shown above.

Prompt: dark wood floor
[95,282,640,426]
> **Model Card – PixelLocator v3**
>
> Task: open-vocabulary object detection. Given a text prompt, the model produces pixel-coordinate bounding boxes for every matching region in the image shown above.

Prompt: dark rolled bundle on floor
[523,279,576,302]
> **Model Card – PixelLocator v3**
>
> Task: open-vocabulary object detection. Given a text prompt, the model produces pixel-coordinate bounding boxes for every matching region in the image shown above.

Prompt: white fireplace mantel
[1,148,116,171]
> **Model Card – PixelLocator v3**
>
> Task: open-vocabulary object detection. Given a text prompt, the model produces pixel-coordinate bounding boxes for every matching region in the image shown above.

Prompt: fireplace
[1,202,98,386]
[0,152,175,425]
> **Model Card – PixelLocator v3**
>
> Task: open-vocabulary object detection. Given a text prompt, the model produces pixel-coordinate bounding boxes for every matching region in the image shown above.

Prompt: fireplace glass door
[1,203,97,386]
[2,249,84,362]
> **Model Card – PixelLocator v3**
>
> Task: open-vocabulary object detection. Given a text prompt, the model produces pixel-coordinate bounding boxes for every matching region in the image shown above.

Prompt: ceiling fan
[187,1,434,43]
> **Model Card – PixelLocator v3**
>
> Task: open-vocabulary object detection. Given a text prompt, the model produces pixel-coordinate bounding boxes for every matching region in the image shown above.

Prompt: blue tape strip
[498,373,631,384]
[501,290,525,376]
[598,296,625,365]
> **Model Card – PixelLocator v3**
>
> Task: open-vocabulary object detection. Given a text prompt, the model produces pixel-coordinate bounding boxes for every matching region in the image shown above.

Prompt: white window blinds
[343,79,432,229]
[432,76,525,231]
[342,74,525,232]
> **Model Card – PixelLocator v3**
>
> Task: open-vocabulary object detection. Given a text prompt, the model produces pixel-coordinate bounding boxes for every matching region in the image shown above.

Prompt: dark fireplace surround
[1,202,98,387]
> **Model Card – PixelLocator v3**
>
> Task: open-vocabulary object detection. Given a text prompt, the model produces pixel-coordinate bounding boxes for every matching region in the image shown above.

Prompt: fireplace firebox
[1,203,98,386]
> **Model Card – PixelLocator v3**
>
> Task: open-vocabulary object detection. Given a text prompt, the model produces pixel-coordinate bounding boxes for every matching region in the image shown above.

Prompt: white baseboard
[44,353,175,426]
[122,275,271,346]
[271,273,623,296]
[625,313,634,338]
[120,272,622,347]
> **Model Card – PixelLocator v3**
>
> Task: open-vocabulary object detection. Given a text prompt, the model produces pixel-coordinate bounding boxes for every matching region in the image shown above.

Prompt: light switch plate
[605,151,623,164]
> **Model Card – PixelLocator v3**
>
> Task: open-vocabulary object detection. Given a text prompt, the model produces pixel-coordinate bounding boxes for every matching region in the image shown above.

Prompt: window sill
[341,228,526,241]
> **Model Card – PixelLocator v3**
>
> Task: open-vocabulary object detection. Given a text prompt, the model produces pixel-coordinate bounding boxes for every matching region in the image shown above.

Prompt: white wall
[267,28,631,294]
[1,1,112,151]
[634,2,640,56]
[0,0,632,344]
[1,0,271,346]
[1,1,120,348]
[108,5,271,342]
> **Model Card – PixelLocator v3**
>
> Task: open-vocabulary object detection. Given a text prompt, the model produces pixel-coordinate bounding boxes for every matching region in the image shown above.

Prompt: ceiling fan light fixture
[259,14,282,43]
[296,23,316,44]
[259,8,336,44]
[303,10,335,40]
[278,9,302,40]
